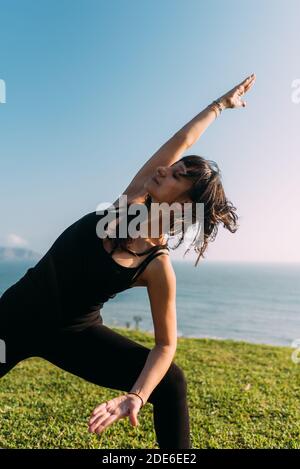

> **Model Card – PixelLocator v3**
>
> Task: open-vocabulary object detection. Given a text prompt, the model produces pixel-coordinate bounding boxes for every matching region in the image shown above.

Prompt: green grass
[1,328,300,449]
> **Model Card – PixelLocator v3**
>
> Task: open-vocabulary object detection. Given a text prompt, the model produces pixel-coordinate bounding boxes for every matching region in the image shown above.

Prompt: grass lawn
[0,327,299,449]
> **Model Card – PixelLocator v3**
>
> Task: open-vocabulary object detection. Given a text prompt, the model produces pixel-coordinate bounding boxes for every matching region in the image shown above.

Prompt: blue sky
[1,0,300,262]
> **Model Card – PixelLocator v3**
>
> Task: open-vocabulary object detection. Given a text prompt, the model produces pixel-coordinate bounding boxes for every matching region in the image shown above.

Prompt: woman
[0,74,256,449]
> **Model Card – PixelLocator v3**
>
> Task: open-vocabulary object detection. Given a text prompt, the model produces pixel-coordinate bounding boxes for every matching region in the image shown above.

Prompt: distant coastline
[0,246,41,263]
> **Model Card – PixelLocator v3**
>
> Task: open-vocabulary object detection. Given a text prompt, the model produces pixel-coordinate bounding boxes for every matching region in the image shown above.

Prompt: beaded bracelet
[127,392,144,407]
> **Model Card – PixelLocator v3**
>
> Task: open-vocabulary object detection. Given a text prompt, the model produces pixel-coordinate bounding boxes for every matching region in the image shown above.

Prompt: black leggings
[0,281,191,449]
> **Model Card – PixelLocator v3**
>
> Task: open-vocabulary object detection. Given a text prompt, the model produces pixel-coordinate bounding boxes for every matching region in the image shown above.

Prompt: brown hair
[107,154,239,266]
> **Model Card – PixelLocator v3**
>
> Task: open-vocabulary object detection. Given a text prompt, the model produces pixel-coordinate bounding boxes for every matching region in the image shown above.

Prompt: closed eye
[173,171,185,180]
[173,170,182,180]
[173,163,187,180]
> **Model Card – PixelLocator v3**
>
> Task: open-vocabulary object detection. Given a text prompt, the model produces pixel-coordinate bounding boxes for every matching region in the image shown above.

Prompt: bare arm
[120,111,215,199]
[177,103,220,147]
[178,73,256,147]
[125,75,257,405]
[88,255,177,432]
[121,74,256,199]
[121,106,216,199]
[129,255,177,405]
[122,131,189,198]
[129,344,176,405]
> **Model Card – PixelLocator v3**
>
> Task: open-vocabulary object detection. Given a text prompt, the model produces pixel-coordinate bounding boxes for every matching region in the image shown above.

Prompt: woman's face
[144,161,194,205]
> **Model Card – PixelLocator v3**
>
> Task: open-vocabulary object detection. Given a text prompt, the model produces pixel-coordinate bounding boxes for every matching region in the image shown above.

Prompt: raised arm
[122,74,256,198]
[122,110,216,198]
[179,73,256,147]
[122,130,190,198]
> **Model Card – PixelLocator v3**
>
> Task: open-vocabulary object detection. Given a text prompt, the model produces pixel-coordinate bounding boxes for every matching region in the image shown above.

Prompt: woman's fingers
[235,75,256,101]
[241,73,255,87]
[94,413,119,434]
[89,407,122,433]
[244,76,256,91]
[90,412,116,432]
[246,78,256,91]
[89,411,112,432]
[245,75,256,89]
[89,404,110,425]
[91,402,107,416]
[88,397,123,432]
[237,74,256,94]
[88,395,140,435]
[89,409,108,426]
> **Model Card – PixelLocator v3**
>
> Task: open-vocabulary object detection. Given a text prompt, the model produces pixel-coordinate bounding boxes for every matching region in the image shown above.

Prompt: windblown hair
[105,154,239,267]
[168,155,239,266]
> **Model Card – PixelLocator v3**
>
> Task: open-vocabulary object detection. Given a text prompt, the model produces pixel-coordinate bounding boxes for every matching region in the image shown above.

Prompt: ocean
[0,260,299,347]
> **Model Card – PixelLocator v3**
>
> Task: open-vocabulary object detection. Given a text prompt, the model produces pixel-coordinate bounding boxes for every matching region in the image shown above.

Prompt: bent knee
[149,362,188,403]
[166,362,188,389]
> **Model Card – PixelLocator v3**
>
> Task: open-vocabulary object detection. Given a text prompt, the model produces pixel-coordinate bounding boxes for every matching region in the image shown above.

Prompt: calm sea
[0,260,299,347]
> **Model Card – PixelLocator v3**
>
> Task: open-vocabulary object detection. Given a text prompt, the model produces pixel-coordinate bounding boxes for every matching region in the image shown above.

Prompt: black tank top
[24,210,169,330]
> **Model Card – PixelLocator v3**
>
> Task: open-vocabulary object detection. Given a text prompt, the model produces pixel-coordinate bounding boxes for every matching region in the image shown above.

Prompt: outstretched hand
[218,73,256,109]
[88,394,142,434]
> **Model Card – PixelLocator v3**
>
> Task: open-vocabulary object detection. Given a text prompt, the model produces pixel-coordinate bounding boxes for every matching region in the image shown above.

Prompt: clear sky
[0,0,299,263]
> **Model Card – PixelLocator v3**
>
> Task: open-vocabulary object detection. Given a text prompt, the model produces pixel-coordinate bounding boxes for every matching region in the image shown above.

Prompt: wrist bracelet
[211,100,224,118]
[127,392,144,407]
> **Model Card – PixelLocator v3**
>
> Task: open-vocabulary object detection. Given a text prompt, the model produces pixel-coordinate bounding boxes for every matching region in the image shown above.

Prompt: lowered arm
[129,255,177,405]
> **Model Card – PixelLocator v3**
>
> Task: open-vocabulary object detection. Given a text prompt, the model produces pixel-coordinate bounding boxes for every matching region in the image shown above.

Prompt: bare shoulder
[144,250,176,290]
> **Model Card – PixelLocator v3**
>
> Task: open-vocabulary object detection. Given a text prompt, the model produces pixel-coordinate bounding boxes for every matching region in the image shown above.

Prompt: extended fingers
[237,73,255,92]
[89,409,113,431]
[89,412,114,432]
[89,411,119,434]
[243,74,256,91]
[89,408,108,426]
[245,77,256,91]
[242,73,255,85]
[91,402,108,416]
[235,75,255,100]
